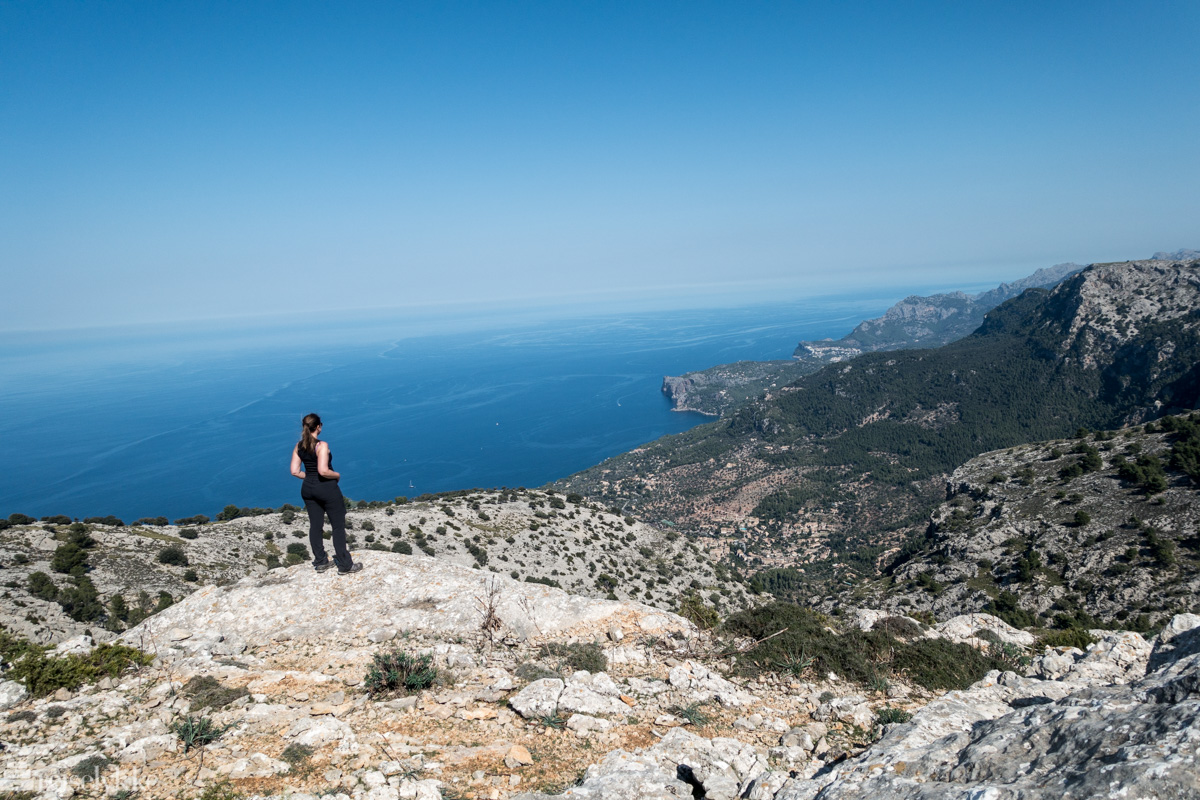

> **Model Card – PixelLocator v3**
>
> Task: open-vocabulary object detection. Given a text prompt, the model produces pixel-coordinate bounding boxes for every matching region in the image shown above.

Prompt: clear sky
[2,1,1197,331]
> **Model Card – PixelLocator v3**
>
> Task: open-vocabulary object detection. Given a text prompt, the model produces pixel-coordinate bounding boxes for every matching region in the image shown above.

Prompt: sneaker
[313,560,334,572]
[337,563,363,575]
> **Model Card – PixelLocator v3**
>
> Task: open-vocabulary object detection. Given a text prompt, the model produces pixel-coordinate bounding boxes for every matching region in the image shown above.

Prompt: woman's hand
[290,447,305,480]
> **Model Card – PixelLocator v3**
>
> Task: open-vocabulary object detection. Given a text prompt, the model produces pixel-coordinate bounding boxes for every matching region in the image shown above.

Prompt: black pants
[300,479,352,569]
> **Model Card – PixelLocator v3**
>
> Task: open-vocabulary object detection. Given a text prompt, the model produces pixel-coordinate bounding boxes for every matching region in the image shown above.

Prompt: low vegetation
[723,603,1010,691]
[0,628,152,698]
[364,649,438,696]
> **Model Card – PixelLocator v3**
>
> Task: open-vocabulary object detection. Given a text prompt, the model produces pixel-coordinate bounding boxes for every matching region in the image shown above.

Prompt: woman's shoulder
[315,439,329,450]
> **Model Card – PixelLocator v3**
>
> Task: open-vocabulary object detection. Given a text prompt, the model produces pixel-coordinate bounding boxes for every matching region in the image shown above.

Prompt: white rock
[52,635,95,656]
[509,678,564,719]
[0,680,28,711]
[116,734,178,763]
[567,714,613,735]
[936,613,1036,647]
[216,752,290,779]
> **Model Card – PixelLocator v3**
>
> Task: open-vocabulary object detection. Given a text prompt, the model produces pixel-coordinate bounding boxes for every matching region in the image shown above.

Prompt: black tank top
[300,443,334,483]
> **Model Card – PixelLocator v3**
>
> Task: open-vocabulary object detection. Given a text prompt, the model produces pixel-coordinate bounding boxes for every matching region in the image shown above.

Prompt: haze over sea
[1,290,974,522]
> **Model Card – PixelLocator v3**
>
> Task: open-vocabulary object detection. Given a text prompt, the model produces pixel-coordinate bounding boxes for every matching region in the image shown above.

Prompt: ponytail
[298,413,321,454]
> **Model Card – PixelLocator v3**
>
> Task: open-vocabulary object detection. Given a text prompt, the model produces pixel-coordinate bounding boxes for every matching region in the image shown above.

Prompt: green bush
[678,591,720,630]
[27,572,58,601]
[538,642,607,674]
[172,715,229,752]
[179,528,199,540]
[1037,628,1096,650]
[4,641,152,697]
[392,541,413,555]
[50,543,88,575]
[364,650,438,696]
[183,569,199,582]
[57,576,104,622]
[723,602,1010,691]
[157,545,188,566]
[875,707,913,725]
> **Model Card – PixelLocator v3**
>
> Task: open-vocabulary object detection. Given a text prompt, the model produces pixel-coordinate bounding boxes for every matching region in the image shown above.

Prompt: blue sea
[0,294,898,522]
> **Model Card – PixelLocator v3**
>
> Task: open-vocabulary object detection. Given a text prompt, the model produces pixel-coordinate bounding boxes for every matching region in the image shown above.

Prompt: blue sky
[2,1,1197,331]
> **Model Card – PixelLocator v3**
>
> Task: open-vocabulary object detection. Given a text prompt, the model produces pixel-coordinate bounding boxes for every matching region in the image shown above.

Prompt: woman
[290,413,361,574]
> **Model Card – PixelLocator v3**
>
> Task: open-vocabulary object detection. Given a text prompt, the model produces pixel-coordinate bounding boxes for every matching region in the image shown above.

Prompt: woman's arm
[290,447,305,479]
[316,442,341,480]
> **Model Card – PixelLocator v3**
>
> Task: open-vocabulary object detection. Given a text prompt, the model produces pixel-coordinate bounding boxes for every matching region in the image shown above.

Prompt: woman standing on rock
[290,413,362,575]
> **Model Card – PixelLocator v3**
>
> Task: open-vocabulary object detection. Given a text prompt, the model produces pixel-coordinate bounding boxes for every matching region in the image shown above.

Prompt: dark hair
[298,413,321,454]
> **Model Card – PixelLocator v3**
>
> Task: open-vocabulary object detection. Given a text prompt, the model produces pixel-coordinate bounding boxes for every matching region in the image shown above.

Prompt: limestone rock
[935,613,1035,647]
[509,678,564,719]
[0,680,28,711]
[773,615,1200,799]
[667,660,758,707]
[505,744,534,768]
[216,752,290,778]
[119,552,692,654]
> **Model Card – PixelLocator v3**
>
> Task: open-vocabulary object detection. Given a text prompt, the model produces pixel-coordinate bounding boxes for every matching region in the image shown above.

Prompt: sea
[0,293,905,522]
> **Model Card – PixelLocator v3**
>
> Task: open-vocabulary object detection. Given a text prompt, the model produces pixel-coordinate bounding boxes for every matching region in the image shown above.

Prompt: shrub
[27,572,58,601]
[875,707,913,725]
[5,641,152,697]
[183,569,199,582]
[179,527,199,539]
[50,544,88,575]
[538,642,607,674]
[57,576,104,621]
[7,709,36,723]
[172,715,229,752]
[70,754,111,780]
[174,515,209,526]
[280,743,313,767]
[392,541,412,554]
[669,702,710,726]
[364,650,438,696]
[183,675,248,710]
[8,513,36,525]
[723,602,1010,691]
[157,545,188,566]
[82,515,123,527]
[678,591,720,630]
[280,509,295,524]
[1038,628,1096,650]
[361,520,375,531]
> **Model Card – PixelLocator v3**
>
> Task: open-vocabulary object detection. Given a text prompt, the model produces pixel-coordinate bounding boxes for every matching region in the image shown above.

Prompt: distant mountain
[797,261,1084,359]
[662,262,1083,417]
[1153,248,1200,261]
[564,258,1200,594]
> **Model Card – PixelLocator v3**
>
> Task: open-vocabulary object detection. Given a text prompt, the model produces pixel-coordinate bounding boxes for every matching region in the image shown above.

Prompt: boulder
[0,680,28,711]
[509,678,564,719]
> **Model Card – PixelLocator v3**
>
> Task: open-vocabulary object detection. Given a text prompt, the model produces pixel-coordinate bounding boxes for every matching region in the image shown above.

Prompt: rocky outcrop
[772,616,1200,799]
[525,615,1200,800]
[0,488,750,646]
[118,551,693,654]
